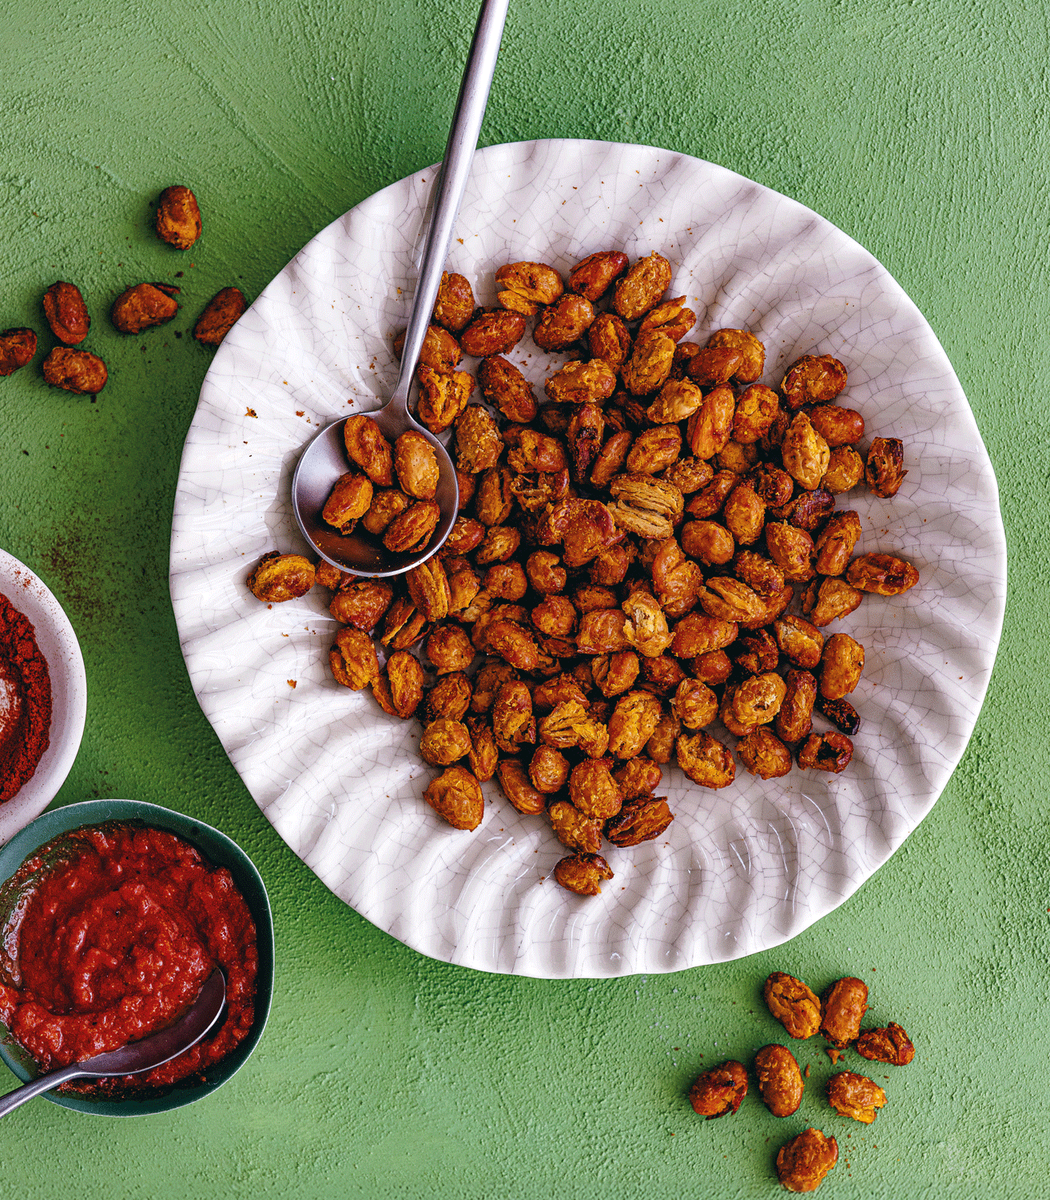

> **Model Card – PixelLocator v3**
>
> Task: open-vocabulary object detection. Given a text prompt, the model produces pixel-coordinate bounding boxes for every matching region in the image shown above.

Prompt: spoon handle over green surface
[0,1063,84,1117]
[389,0,510,411]
[0,1065,87,1118]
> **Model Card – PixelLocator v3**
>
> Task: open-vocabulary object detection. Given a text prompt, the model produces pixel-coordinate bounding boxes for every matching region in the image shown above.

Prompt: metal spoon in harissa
[292,0,510,579]
[0,968,226,1118]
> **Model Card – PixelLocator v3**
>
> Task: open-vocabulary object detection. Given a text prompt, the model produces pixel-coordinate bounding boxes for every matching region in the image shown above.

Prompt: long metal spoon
[292,0,510,578]
[0,967,226,1117]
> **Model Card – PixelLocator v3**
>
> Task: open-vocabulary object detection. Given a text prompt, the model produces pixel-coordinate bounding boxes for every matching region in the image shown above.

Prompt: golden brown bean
[764,971,822,1039]
[754,1044,804,1117]
[775,1128,838,1193]
[826,1071,886,1124]
[688,1061,747,1119]
[821,977,869,1047]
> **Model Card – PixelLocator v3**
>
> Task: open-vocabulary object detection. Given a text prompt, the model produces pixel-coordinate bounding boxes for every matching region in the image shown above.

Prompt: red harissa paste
[0,821,257,1096]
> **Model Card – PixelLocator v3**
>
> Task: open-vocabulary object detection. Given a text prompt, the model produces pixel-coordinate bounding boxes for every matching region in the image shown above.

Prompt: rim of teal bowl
[0,799,274,1117]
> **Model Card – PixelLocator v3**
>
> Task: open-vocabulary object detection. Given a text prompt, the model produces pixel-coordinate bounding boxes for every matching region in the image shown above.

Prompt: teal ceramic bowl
[0,799,274,1116]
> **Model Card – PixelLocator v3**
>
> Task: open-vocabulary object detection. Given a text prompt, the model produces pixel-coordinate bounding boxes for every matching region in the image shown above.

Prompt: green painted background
[0,0,1039,1196]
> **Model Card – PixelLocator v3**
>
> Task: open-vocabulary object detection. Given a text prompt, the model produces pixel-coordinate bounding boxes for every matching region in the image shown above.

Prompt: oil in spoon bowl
[290,0,507,579]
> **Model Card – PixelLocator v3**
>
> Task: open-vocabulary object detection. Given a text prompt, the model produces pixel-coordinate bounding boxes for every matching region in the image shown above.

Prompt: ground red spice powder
[0,592,52,802]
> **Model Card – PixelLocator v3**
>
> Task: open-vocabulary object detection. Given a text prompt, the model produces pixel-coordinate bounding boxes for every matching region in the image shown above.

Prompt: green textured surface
[0,1,1034,1196]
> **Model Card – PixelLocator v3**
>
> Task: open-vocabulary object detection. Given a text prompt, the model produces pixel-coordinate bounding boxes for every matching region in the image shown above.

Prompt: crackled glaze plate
[170,140,1006,978]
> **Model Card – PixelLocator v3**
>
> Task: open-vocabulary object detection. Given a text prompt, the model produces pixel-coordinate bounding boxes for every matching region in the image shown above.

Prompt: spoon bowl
[292,413,459,577]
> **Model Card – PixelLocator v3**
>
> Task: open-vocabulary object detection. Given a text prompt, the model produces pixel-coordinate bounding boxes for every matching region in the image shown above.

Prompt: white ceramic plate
[0,549,87,841]
[170,140,1006,978]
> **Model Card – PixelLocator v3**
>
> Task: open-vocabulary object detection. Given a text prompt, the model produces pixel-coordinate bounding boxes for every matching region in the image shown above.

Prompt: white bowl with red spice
[0,549,87,840]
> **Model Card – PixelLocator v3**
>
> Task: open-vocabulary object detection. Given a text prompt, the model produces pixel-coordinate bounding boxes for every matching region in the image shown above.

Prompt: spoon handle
[389,0,510,410]
[0,1063,84,1118]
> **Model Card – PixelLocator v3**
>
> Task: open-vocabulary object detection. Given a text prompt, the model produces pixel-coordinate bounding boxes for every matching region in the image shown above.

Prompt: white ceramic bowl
[0,549,87,841]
